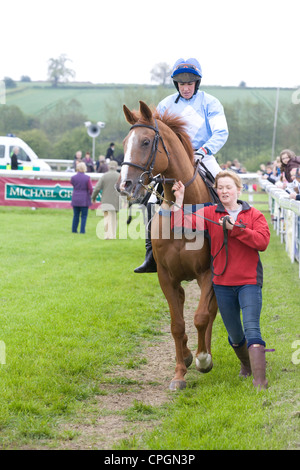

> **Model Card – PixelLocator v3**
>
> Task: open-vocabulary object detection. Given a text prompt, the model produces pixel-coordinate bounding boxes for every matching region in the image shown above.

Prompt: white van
[0,135,51,171]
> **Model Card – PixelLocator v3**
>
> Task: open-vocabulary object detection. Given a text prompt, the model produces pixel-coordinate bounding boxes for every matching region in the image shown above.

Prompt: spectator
[279,149,300,182]
[172,170,271,390]
[289,167,300,201]
[10,146,19,170]
[272,156,281,178]
[105,143,115,161]
[83,151,94,172]
[258,163,266,175]
[95,155,109,173]
[71,162,93,234]
[92,160,120,239]
[230,159,242,173]
[262,163,277,184]
[73,150,82,171]
[274,172,290,191]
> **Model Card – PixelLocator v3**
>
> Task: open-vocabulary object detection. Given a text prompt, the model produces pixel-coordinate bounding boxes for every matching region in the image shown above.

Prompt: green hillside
[4,81,296,121]
[2,81,299,165]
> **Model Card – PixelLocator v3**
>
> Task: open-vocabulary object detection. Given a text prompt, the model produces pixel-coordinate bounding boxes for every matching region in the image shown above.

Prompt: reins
[122,120,246,276]
[210,215,231,276]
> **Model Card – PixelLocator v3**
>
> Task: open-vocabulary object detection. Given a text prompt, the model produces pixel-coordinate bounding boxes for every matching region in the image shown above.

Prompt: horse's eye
[142,139,150,147]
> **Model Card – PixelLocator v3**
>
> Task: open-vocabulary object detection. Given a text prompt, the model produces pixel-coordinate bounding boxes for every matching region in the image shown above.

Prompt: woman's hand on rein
[219,216,235,230]
[172,180,185,208]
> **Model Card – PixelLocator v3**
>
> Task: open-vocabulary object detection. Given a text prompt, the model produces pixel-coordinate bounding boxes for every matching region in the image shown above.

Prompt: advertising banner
[0,177,101,209]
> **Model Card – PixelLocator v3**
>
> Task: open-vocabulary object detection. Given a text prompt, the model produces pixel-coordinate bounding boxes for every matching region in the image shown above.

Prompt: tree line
[0,87,299,171]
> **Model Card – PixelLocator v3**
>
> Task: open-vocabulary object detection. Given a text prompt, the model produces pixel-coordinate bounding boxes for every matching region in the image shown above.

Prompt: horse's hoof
[195,352,213,373]
[184,352,193,368]
[169,380,186,391]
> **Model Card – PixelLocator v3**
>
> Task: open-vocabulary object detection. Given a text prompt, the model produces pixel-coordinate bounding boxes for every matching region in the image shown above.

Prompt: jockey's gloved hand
[195,147,210,160]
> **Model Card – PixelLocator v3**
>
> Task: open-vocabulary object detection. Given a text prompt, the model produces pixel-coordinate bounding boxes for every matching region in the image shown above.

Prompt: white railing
[259,178,300,278]
[0,169,103,180]
[43,159,122,172]
[1,168,299,276]
[44,159,73,171]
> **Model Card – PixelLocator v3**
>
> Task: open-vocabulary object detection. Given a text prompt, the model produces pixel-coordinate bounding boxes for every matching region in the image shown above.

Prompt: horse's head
[116,101,170,201]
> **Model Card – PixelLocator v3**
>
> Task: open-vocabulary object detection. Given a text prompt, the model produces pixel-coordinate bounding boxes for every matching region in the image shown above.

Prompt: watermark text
[0,341,6,364]
[95,199,205,250]
[291,340,300,365]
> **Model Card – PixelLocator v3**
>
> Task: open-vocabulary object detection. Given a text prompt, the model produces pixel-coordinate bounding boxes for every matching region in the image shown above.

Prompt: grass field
[0,204,167,447]
[4,81,296,122]
[0,199,299,450]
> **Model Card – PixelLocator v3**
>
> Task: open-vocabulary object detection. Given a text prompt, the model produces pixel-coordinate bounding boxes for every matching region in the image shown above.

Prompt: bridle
[121,119,200,189]
[121,120,169,185]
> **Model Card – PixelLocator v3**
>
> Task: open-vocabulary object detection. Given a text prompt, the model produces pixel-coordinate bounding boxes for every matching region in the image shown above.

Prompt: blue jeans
[213,284,265,348]
[72,206,89,233]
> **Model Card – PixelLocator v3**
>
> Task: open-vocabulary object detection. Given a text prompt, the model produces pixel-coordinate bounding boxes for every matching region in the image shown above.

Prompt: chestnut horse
[117,101,218,391]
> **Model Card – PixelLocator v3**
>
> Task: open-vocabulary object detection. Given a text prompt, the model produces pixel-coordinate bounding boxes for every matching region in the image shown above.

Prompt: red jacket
[173,201,270,286]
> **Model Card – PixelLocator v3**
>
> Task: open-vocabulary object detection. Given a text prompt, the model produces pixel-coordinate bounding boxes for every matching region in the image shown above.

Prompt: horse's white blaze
[195,352,212,371]
[121,130,136,184]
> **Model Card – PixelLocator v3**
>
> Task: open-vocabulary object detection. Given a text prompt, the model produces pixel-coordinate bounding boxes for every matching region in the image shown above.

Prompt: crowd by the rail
[258,149,300,201]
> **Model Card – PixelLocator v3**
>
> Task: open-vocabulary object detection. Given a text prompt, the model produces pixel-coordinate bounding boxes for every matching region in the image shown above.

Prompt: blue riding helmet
[171,58,202,80]
[171,58,202,96]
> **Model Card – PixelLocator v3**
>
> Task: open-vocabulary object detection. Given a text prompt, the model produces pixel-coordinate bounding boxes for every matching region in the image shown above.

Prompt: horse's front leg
[194,271,218,373]
[157,268,191,391]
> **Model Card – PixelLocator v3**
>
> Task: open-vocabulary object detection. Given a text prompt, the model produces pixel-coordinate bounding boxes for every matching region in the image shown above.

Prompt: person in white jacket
[134,57,229,273]
[157,57,229,178]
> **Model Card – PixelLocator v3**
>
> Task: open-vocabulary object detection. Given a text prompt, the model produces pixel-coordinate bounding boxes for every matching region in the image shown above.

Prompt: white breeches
[197,154,222,179]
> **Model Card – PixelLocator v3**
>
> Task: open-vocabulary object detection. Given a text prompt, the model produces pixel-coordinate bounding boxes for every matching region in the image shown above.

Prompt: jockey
[134,57,229,273]
[157,58,228,178]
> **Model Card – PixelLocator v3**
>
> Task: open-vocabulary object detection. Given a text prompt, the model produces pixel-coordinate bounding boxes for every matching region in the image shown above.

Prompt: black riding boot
[134,202,157,273]
[134,239,157,273]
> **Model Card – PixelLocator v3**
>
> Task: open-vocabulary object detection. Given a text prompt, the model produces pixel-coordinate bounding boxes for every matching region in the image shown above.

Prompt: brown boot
[248,344,268,390]
[232,342,251,378]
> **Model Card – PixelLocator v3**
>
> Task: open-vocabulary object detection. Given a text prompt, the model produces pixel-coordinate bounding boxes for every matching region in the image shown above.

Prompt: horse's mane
[133,107,194,164]
[131,106,195,164]
[153,110,195,164]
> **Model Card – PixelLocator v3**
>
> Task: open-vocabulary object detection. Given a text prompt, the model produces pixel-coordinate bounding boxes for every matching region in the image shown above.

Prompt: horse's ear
[139,101,154,124]
[123,105,138,125]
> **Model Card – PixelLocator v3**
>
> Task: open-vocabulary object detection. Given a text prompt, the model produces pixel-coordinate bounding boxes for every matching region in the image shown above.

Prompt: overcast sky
[1,0,299,88]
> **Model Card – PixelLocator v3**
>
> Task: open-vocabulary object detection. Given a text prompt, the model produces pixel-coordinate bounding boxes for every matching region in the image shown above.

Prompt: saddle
[198,162,220,204]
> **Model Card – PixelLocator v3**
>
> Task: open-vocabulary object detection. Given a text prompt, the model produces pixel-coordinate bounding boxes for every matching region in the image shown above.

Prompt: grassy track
[139,208,300,450]
[0,203,299,449]
[0,206,168,448]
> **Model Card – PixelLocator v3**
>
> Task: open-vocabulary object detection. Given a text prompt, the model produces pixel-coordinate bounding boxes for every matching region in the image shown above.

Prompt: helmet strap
[175,93,181,104]
[194,79,201,93]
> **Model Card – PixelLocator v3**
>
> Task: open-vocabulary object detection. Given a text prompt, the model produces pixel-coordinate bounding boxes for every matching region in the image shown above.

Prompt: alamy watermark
[291,340,300,365]
[95,198,205,250]
[0,341,6,364]
[291,88,300,105]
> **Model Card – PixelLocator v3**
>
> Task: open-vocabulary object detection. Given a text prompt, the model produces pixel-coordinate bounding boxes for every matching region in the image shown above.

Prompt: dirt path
[58,280,200,450]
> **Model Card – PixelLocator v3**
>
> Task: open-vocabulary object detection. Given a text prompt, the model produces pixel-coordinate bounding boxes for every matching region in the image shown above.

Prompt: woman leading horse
[172,173,271,390]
